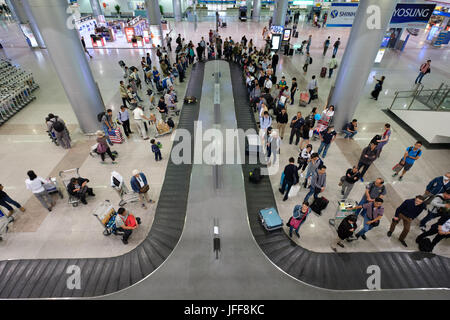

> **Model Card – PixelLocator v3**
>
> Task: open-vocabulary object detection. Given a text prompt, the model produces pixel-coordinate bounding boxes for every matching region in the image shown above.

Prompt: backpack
[167,118,175,128]
[249,167,262,183]
[97,111,105,122]
[418,237,433,252]
[52,119,65,132]
[407,146,421,158]
[370,134,381,145]
[309,56,313,64]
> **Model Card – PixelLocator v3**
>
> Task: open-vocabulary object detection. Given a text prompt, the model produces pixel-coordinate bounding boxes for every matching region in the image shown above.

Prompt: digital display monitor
[271,34,281,50]
[283,29,292,41]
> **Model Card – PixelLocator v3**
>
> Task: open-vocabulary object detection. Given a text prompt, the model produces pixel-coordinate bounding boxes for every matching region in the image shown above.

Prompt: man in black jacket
[272,52,279,75]
[275,108,288,139]
[289,112,304,145]
[357,142,378,182]
[279,157,299,201]
[331,214,357,252]
[67,177,95,205]
[416,212,450,252]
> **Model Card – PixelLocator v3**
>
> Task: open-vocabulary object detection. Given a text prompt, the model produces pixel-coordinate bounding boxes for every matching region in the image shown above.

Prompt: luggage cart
[92,200,123,236]
[59,168,81,207]
[328,199,358,229]
[112,182,139,207]
[42,177,64,199]
[154,121,173,138]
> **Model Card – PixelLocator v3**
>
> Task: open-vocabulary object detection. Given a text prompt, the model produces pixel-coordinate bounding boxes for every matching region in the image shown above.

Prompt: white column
[253,0,261,21]
[145,0,165,47]
[8,0,46,48]
[28,0,106,133]
[89,0,103,17]
[172,0,182,22]
[273,0,288,26]
[328,0,398,131]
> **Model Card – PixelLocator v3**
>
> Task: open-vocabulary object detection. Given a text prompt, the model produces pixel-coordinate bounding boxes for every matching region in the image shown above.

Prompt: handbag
[289,217,302,229]
[139,184,149,194]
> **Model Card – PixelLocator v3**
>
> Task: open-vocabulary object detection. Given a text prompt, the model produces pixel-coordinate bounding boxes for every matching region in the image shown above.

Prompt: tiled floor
[0,16,448,259]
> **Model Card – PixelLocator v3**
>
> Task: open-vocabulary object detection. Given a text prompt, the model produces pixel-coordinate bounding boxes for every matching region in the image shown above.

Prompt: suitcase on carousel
[109,128,124,144]
[259,207,283,231]
[320,67,327,78]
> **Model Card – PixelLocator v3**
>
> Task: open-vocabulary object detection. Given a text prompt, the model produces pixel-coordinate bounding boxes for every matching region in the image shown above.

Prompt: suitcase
[418,237,433,252]
[299,92,309,106]
[109,128,124,144]
[289,48,294,56]
[320,67,327,78]
[222,22,227,27]
[259,208,283,231]
[249,167,262,183]
[310,196,329,215]
[293,31,299,38]
[118,60,125,68]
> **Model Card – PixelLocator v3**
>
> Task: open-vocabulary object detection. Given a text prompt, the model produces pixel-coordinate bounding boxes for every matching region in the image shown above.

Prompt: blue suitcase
[259,208,283,231]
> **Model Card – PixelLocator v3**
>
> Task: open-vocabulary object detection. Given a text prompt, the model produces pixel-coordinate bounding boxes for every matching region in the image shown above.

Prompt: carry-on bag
[259,207,283,231]
[418,237,433,252]
[311,196,329,215]
[320,67,327,78]
[109,128,124,144]
[299,92,309,107]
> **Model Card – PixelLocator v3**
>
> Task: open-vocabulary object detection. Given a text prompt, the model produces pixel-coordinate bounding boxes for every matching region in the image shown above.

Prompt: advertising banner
[326,3,358,27]
[389,3,436,29]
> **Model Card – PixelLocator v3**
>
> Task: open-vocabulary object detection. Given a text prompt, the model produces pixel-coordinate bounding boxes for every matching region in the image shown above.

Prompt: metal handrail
[390,86,450,112]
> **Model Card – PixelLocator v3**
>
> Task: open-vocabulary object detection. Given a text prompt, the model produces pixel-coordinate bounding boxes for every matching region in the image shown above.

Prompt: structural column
[8,0,46,48]
[172,0,182,22]
[246,0,252,18]
[28,0,105,133]
[328,0,398,131]
[272,0,288,26]
[89,0,103,17]
[252,0,261,21]
[145,0,164,47]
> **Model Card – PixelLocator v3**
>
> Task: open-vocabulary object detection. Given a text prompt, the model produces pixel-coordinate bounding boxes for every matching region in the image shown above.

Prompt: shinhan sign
[326,2,436,28]
[390,3,436,28]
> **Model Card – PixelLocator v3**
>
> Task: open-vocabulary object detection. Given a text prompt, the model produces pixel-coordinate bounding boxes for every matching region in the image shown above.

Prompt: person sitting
[67,177,95,205]
[115,207,141,245]
[343,119,358,139]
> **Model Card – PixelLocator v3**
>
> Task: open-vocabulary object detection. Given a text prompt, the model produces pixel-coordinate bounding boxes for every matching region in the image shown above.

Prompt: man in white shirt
[264,76,273,93]
[307,75,318,104]
[132,105,151,140]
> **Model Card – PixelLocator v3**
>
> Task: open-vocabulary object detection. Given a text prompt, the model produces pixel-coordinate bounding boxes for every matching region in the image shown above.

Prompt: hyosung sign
[389,3,436,29]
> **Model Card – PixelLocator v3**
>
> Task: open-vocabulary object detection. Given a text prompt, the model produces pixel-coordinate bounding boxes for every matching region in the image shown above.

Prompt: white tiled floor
[0,17,448,259]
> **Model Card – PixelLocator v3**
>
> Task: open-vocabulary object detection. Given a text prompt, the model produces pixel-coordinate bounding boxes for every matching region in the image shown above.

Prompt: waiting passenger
[115,207,141,245]
[130,170,154,209]
[354,198,384,240]
[287,202,310,238]
[331,214,357,252]
[67,177,95,205]
[25,170,54,212]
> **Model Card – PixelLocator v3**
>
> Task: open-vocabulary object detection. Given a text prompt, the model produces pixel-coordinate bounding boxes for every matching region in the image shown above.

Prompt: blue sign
[326,3,358,28]
[433,10,450,18]
[390,3,436,28]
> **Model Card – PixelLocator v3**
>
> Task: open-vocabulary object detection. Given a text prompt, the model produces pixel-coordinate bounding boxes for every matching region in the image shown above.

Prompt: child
[150,139,162,161]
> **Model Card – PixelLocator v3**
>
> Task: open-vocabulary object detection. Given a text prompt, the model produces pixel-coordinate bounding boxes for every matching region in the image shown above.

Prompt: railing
[390,83,450,112]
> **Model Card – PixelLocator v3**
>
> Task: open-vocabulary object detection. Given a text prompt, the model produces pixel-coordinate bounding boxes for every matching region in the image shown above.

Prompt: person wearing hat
[96,131,117,164]
[130,170,154,209]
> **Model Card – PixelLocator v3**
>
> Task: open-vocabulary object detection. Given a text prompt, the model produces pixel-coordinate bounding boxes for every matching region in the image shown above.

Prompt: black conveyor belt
[0,62,205,299]
[229,62,450,290]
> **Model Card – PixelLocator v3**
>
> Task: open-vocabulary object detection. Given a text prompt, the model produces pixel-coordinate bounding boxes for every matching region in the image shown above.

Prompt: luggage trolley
[42,177,64,199]
[92,200,123,236]
[328,199,358,229]
[0,209,14,241]
[59,168,81,207]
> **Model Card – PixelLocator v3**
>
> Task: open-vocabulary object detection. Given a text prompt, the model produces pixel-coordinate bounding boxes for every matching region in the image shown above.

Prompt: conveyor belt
[0,62,205,299]
[229,62,450,290]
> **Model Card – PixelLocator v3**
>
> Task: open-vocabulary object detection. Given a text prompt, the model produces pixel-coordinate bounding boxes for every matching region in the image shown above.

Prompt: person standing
[117,105,132,138]
[332,37,340,56]
[356,178,386,216]
[303,52,312,74]
[423,172,450,200]
[275,108,288,140]
[119,81,129,107]
[339,166,361,199]
[304,164,326,203]
[303,152,322,188]
[328,54,338,78]
[388,195,426,247]
[290,77,298,105]
[331,214,357,252]
[298,144,312,177]
[289,112,304,146]
[419,190,450,231]
[25,170,54,212]
[81,36,92,59]
[271,52,279,76]
[96,131,117,164]
[323,36,330,56]
[307,75,318,104]
[343,119,358,139]
[415,60,431,84]
[354,198,384,240]
[357,142,378,181]
[306,35,312,54]
[0,184,25,217]
[288,202,311,238]
[279,157,299,201]
[299,123,311,150]
[132,105,150,140]
[317,125,336,158]
[370,75,385,100]
[101,109,114,145]
[392,141,423,181]
[130,170,154,209]
[150,139,162,161]
[46,114,71,149]
[375,123,391,158]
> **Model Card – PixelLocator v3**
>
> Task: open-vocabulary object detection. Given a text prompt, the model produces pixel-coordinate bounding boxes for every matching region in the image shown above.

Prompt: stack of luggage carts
[0,58,38,126]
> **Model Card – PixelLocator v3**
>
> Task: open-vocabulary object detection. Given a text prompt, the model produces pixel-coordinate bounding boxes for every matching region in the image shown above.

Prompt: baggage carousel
[0,61,448,299]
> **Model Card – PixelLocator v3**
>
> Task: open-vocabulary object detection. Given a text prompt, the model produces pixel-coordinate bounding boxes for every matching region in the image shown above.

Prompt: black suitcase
[418,237,433,252]
[294,31,299,38]
[310,196,329,215]
[320,67,327,78]
[249,167,262,183]
[289,48,294,56]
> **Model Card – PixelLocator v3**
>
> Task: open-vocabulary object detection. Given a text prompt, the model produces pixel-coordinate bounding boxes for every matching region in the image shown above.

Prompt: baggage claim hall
[0,0,449,301]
